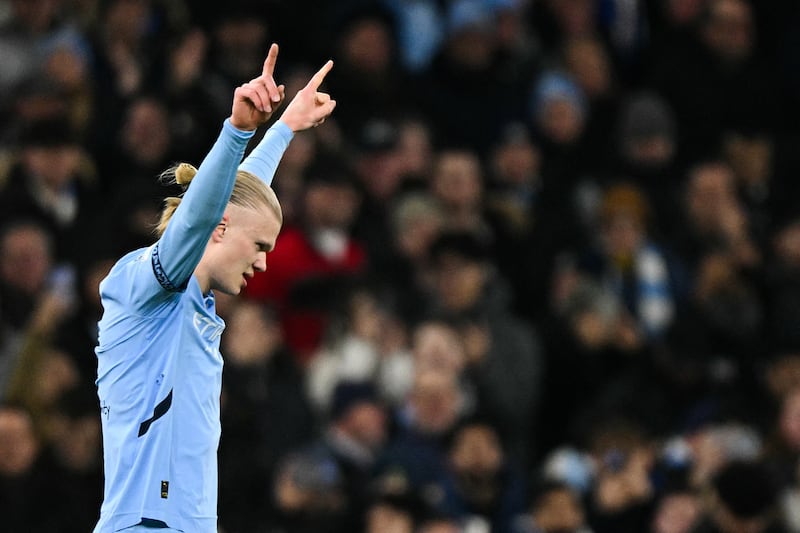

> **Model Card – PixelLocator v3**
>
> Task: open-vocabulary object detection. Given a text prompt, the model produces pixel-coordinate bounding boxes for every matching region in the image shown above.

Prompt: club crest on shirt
[193,312,224,342]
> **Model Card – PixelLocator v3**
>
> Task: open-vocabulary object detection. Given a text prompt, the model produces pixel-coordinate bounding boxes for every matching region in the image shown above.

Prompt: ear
[211,213,230,243]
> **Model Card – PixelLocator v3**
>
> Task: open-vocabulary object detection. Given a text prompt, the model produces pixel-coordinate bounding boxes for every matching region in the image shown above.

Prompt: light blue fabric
[238,120,294,186]
[93,119,262,533]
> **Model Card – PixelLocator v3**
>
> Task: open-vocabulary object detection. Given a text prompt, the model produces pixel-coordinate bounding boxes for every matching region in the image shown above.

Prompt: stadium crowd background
[1,0,800,532]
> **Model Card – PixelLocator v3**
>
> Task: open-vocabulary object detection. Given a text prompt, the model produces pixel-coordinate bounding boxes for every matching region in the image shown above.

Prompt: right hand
[230,43,285,131]
[279,60,337,132]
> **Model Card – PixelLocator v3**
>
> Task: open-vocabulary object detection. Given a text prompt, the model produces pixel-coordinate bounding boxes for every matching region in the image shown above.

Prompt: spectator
[645,0,782,167]
[217,298,315,533]
[763,213,800,354]
[690,459,785,533]
[306,282,412,413]
[372,191,444,325]
[427,229,545,464]
[42,385,103,533]
[585,420,658,533]
[527,69,592,199]
[611,91,681,243]
[441,417,529,533]
[0,220,55,334]
[243,154,367,362]
[324,4,412,141]
[673,159,761,274]
[650,483,702,533]
[379,369,469,503]
[416,0,526,156]
[0,117,100,264]
[300,381,391,533]
[0,403,61,532]
[269,446,349,533]
[515,478,593,533]
[558,182,688,341]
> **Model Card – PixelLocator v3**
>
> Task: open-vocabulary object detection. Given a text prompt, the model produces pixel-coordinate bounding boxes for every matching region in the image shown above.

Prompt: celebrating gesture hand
[230,43,336,133]
[231,43,286,131]
[279,59,336,132]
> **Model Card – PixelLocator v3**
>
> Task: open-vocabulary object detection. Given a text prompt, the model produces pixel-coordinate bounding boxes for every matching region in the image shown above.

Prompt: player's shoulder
[107,245,155,275]
[99,245,160,300]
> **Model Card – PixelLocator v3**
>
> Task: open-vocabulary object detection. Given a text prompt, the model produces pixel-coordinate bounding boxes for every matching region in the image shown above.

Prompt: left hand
[279,59,337,132]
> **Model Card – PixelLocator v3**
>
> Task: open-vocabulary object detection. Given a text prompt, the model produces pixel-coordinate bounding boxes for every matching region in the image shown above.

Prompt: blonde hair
[155,163,282,237]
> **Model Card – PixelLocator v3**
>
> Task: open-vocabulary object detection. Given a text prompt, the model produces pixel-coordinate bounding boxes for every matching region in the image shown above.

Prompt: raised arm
[153,45,287,291]
[239,60,337,186]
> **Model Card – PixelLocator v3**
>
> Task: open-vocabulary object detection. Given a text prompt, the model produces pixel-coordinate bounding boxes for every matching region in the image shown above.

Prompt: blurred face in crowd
[665,0,707,26]
[392,193,445,263]
[538,97,585,145]
[563,36,613,99]
[121,97,171,165]
[11,0,62,33]
[366,503,414,533]
[22,140,82,191]
[623,134,675,169]
[341,17,393,73]
[449,423,504,507]
[652,491,702,533]
[450,425,503,476]
[410,371,462,435]
[31,349,79,408]
[779,388,800,452]
[775,221,800,268]
[338,401,388,452]
[0,407,40,476]
[445,23,496,71]
[304,180,360,230]
[766,355,800,400]
[547,0,597,37]
[396,119,434,179]
[602,212,645,262]
[491,129,541,187]
[412,321,466,375]
[222,299,282,365]
[103,0,150,47]
[703,0,753,63]
[0,223,52,294]
[532,485,587,533]
[356,147,406,202]
[212,16,268,78]
[50,412,101,471]
[434,251,486,312]
[685,162,737,232]
[432,151,483,213]
[724,133,773,188]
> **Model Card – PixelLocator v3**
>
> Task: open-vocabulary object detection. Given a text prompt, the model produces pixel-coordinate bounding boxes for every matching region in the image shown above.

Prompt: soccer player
[92,44,336,533]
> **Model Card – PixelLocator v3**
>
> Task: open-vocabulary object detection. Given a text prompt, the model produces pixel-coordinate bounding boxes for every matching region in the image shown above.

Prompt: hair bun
[175,163,198,186]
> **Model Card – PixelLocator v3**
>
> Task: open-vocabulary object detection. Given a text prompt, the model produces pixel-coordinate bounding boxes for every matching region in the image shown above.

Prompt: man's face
[434,253,485,312]
[0,408,39,476]
[0,225,52,294]
[208,204,281,296]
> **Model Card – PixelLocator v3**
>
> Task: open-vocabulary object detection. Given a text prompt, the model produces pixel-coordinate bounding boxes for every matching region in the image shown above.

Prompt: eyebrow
[256,241,274,253]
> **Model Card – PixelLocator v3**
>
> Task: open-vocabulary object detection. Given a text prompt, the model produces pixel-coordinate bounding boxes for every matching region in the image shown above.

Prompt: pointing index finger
[262,43,279,78]
[306,60,334,90]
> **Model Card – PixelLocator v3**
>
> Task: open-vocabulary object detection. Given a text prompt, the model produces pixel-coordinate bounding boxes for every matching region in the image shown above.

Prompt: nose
[254,251,267,273]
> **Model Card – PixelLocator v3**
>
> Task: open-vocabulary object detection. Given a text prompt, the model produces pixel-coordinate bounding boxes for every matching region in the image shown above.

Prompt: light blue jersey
[94,119,293,533]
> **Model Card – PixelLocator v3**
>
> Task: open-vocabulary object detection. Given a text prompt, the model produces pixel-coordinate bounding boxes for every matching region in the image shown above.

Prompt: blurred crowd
[1,0,800,532]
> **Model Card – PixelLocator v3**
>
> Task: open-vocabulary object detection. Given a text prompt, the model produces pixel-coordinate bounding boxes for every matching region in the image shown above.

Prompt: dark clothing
[0,166,101,265]
[0,457,62,533]
[218,349,316,533]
